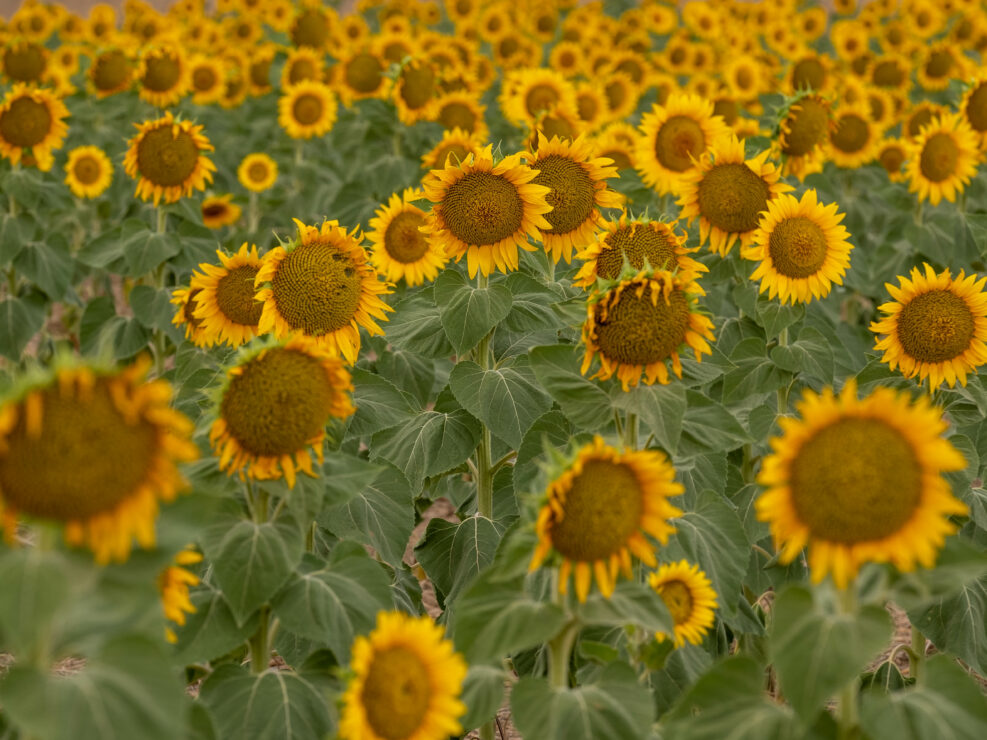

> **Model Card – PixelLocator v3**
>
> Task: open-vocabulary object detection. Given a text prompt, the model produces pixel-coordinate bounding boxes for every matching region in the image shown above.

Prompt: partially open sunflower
[0,84,69,171]
[368,188,447,286]
[649,561,718,647]
[64,145,113,199]
[124,111,216,205]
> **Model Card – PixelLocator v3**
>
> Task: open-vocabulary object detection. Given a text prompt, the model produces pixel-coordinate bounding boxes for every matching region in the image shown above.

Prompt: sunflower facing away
[201,194,241,229]
[254,219,392,364]
[158,548,202,644]
[648,560,718,647]
[904,112,981,206]
[237,152,278,193]
[678,132,792,257]
[0,357,198,563]
[870,263,987,389]
[421,145,552,278]
[210,335,355,487]
[529,436,684,603]
[756,380,969,589]
[189,243,265,347]
[339,611,467,740]
[742,190,853,305]
[581,270,715,390]
[64,145,113,199]
[368,188,447,286]
[278,79,338,139]
[124,112,216,205]
[0,84,70,171]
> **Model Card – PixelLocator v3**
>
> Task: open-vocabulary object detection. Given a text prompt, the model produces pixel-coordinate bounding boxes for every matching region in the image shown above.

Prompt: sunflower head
[159,548,202,643]
[237,152,278,193]
[420,127,484,170]
[89,48,134,97]
[877,137,907,182]
[278,79,338,140]
[0,84,70,172]
[827,104,880,170]
[368,188,447,287]
[649,561,718,647]
[201,194,241,229]
[529,436,684,603]
[188,243,265,348]
[123,111,216,205]
[2,41,49,84]
[756,381,969,588]
[64,145,113,199]
[904,112,981,207]
[138,44,190,108]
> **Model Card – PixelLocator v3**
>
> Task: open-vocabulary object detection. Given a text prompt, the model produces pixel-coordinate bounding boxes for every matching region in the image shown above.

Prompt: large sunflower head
[420,126,484,170]
[0,357,198,564]
[529,436,684,603]
[677,132,792,257]
[189,243,265,347]
[648,561,718,647]
[421,145,552,278]
[254,219,392,364]
[368,188,447,287]
[741,190,853,305]
[123,111,216,205]
[870,263,987,389]
[635,92,730,196]
[581,269,715,390]
[827,104,881,170]
[756,380,969,589]
[64,145,113,199]
[574,212,707,289]
[138,44,190,108]
[210,335,355,487]
[904,112,981,207]
[339,611,467,740]
[277,79,338,140]
[0,84,69,172]
[237,152,278,193]
[158,548,202,644]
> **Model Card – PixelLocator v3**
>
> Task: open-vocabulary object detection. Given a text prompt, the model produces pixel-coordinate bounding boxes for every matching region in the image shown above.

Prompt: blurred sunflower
[0,84,69,171]
[278,80,338,139]
[573,82,610,131]
[336,47,387,106]
[124,111,215,205]
[876,137,908,182]
[961,74,987,148]
[529,436,683,602]
[756,381,968,589]
[138,45,190,108]
[281,47,324,88]
[290,3,337,51]
[64,145,113,199]
[246,44,277,97]
[171,286,211,346]
[432,91,488,138]
[501,67,578,127]
[368,188,446,286]
[421,145,552,278]
[158,548,201,643]
[903,101,949,141]
[904,112,981,206]
[210,336,354,486]
[188,55,225,105]
[649,561,718,647]
[339,611,467,740]
[527,104,585,149]
[590,123,638,171]
[0,357,197,563]
[237,152,278,192]
[788,52,832,94]
[1,41,49,85]
[828,105,880,170]
[201,194,241,229]
[420,127,483,170]
[917,43,965,92]
[254,219,392,364]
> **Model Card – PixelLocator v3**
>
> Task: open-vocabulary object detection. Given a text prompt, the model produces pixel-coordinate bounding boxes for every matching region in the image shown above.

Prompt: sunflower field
[1,0,987,737]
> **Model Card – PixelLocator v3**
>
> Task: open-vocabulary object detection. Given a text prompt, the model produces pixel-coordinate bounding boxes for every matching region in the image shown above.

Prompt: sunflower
[368,188,447,287]
[581,270,715,390]
[529,436,684,602]
[903,101,949,140]
[501,67,578,127]
[590,124,638,171]
[0,357,198,564]
[171,286,212,346]
[432,91,488,139]
[574,213,707,289]
[877,137,908,182]
[290,3,337,50]
[573,82,610,131]
[904,112,981,207]
[421,145,552,278]
[961,74,987,148]
[776,93,832,180]
[391,58,438,125]
[917,43,965,92]
[2,41,49,84]
[648,561,718,647]
[788,53,832,93]
[756,380,968,589]
[0,84,69,172]
[237,152,278,193]
[335,48,386,106]
[158,548,202,643]
[870,263,987,389]
[527,104,585,149]
[549,41,585,78]
[188,55,225,105]
[254,219,392,364]
[677,133,791,257]
[124,112,215,205]
[827,105,880,170]
[277,80,337,139]
[339,611,467,740]
[199,194,241,230]
[723,56,763,101]
[64,145,113,199]
[420,127,483,170]
[635,93,730,196]
[138,45,190,108]
[210,335,354,486]
[281,47,324,88]
[741,190,853,305]
[246,44,277,97]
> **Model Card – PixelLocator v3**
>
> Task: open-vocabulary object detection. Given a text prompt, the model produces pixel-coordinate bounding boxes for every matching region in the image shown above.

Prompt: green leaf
[382,289,454,359]
[172,586,260,666]
[502,272,564,332]
[461,664,509,731]
[512,663,653,740]
[449,359,553,448]
[348,367,420,437]
[769,585,892,719]
[126,230,181,276]
[434,269,513,354]
[576,580,674,633]
[321,451,386,509]
[513,410,574,496]
[271,544,393,663]
[14,238,74,301]
[201,508,305,624]
[908,574,987,675]
[859,655,987,740]
[129,285,184,344]
[0,294,46,360]
[198,665,333,740]
[0,548,70,657]
[529,344,612,431]
[770,326,834,384]
[755,296,805,340]
[610,382,686,455]
[415,516,502,605]
[371,409,480,491]
[679,393,752,455]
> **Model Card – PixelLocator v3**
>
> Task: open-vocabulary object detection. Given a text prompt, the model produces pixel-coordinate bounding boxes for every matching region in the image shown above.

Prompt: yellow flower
[368,188,447,287]
[391,58,439,126]
[431,91,488,139]
[159,548,202,644]
[649,561,718,647]
[530,436,684,603]
[64,145,113,199]
[0,84,70,172]
[960,73,987,148]
[420,127,484,171]
[756,381,968,589]
[281,47,324,89]
[237,153,278,193]
[124,111,216,205]
[1,40,49,85]
[190,243,265,348]
[904,111,981,207]
[776,93,832,180]
[201,194,241,229]
[171,286,212,347]
[138,44,190,108]
[827,104,881,170]
[335,47,387,106]
[278,80,338,139]
[877,137,908,182]
[188,54,225,105]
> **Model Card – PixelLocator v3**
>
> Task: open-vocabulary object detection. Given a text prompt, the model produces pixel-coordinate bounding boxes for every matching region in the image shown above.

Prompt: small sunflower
[237,152,278,193]
[827,105,880,170]
[368,188,447,287]
[904,102,949,141]
[635,93,729,196]
[917,43,964,92]
[581,270,715,390]
[776,93,832,180]
[281,47,324,88]
[0,84,69,172]
[189,243,265,348]
[64,145,113,199]
[431,91,488,139]
[254,219,392,364]
[0,357,198,564]
[201,194,241,229]
[171,286,212,347]
[574,213,707,288]
[524,133,623,264]
[138,45,190,109]
[870,263,987,389]
[188,55,225,105]
[960,74,987,148]
[756,380,969,589]
[678,132,792,257]
[210,335,355,487]
[1,41,49,84]
[290,4,337,50]
[590,124,638,171]
[529,436,684,603]
[158,548,202,644]
[742,190,853,305]
[392,58,438,126]
[335,47,387,106]
[89,48,134,97]
[869,54,911,92]
[788,53,833,94]
[501,66,578,127]
[278,80,338,139]
[339,611,467,740]
[422,145,552,278]
[904,112,981,207]
[648,561,718,647]
[877,137,908,182]
[124,112,216,205]
[420,127,483,170]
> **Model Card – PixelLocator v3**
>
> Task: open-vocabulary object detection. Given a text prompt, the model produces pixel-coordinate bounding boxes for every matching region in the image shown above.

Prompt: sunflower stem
[547,619,579,689]
[624,411,639,449]
[908,622,925,684]
[294,139,304,167]
[836,584,859,739]
[475,271,495,520]
[7,193,15,217]
[741,443,755,484]
[156,206,167,234]
[248,190,259,233]
[776,327,790,415]
[913,198,923,226]
[249,605,271,674]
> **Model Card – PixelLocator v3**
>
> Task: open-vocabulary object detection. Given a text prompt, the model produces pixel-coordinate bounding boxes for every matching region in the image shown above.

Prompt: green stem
[306,522,316,552]
[478,721,496,740]
[836,585,859,739]
[547,620,579,689]
[294,139,304,167]
[624,411,639,449]
[248,190,259,233]
[249,605,271,674]
[909,623,925,683]
[914,198,923,226]
[475,271,494,520]
[776,327,790,415]
[156,206,167,234]
[8,192,15,217]
[741,444,755,484]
